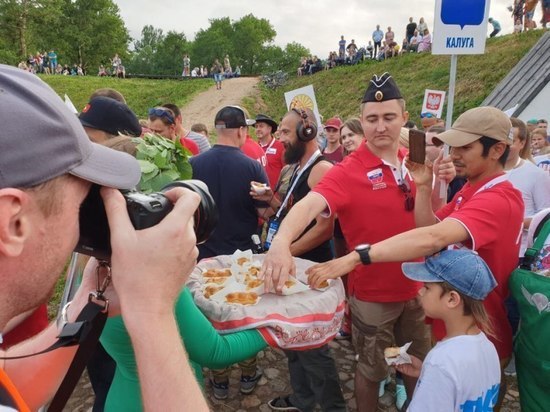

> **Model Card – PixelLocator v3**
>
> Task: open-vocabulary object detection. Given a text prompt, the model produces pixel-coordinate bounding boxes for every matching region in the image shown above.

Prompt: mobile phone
[408,129,426,164]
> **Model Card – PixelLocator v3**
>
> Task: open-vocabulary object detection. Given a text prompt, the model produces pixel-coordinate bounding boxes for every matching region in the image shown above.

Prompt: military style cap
[362,72,403,103]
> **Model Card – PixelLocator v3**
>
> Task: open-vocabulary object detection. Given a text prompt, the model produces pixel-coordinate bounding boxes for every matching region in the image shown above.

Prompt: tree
[155,31,188,75]
[231,14,276,74]
[191,17,234,70]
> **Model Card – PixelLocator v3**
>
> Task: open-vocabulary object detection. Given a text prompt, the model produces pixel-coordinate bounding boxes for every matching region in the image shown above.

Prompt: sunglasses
[148,108,175,124]
[420,112,435,119]
[399,181,415,211]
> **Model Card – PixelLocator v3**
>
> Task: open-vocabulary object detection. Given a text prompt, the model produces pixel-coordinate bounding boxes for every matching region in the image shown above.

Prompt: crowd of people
[180,53,242,82]
[16,49,86,76]
[2,55,550,412]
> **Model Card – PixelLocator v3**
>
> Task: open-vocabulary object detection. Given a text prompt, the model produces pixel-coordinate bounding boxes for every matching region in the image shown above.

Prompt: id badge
[264,217,280,250]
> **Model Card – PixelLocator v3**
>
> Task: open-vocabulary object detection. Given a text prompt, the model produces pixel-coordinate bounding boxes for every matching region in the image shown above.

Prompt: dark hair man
[262,73,457,412]
[254,113,285,188]
[0,64,208,411]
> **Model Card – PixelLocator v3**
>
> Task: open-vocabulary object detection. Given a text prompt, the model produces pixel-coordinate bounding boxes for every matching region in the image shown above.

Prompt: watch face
[356,244,370,251]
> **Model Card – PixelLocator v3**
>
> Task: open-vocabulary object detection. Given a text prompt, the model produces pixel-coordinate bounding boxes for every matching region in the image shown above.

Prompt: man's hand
[405,156,434,189]
[260,236,295,294]
[101,186,200,317]
[306,252,359,289]
[394,354,423,378]
[433,152,456,184]
[249,182,274,203]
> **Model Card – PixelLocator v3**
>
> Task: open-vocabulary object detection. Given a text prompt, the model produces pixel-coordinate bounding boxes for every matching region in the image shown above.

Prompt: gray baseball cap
[0,64,140,189]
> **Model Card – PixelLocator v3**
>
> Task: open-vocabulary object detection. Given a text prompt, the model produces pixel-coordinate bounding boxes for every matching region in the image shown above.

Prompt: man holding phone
[0,65,208,410]
[262,73,453,412]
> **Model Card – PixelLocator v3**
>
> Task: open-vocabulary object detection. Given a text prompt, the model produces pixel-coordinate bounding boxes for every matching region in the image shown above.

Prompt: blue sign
[441,0,486,29]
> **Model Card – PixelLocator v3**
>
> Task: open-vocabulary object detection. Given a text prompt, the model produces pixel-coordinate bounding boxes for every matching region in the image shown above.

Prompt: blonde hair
[439,282,495,339]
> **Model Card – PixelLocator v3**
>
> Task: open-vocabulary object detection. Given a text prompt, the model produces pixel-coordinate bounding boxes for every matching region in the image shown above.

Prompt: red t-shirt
[179,137,199,156]
[0,305,48,349]
[241,136,267,168]
[322,146,344,164]
[0,368,29,412]
[260,137,285,189]
[313,144,422,302]
[434,174,524,359]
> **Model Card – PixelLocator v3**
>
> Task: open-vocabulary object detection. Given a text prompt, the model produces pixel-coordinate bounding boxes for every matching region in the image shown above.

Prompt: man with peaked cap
[0,64,208,411]
[262,73,456,411]
[255,113,285,188]
[305,106,525,410]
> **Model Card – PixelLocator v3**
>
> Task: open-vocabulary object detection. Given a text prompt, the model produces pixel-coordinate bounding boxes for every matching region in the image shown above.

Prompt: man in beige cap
[267,105,524,410]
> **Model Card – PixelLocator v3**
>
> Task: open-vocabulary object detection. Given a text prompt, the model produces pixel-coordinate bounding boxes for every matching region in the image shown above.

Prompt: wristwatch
[355,244,372,265]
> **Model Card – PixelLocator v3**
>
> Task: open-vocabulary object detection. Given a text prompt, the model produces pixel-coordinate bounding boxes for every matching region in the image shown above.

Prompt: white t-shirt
[506,160,550,255]
[408,333,500,412]
[535,154,550,174]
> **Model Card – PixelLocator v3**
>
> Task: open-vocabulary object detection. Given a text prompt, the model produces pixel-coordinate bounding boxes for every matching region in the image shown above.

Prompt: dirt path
[179,77,261,132]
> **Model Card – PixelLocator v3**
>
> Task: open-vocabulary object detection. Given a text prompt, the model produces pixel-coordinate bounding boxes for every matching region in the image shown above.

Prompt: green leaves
[133,134,192,193]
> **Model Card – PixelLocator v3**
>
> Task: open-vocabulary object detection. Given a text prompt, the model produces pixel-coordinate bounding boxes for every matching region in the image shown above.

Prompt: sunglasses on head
[399,181,415,211]
[148,108,175,124]
[420,112,435,119]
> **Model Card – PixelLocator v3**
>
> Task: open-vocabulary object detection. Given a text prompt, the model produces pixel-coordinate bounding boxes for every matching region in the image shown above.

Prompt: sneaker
[335,329,351,340]
[395,383,407,411]
[268,395,302,411]
[209,378,229,400]
[504,355,516,377]
[379,375,391,398]
[240,368,263,394]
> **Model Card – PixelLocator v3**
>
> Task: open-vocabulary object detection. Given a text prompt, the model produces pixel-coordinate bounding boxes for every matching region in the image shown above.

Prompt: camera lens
[161,180,218,244]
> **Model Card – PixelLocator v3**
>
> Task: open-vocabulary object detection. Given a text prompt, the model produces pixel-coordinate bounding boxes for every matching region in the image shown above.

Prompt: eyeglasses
[148,108,175,124]
[420,112,435,119]
[399,181,415,211]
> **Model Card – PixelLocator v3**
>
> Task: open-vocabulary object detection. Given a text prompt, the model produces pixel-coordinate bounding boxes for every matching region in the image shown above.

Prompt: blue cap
[401,249,497,300]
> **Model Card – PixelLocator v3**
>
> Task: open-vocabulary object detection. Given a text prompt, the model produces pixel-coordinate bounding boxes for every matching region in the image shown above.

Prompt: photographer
[0,65,208,410]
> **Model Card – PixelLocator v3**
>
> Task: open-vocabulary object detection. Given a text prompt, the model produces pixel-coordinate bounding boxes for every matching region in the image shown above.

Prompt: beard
[284,139,307,164]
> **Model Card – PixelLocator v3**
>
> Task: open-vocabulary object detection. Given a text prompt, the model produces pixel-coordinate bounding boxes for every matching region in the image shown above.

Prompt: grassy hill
[41,76,213,118]
[255,31,545,126]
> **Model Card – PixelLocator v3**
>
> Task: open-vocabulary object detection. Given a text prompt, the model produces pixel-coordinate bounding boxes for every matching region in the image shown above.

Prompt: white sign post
[432,0,491,197]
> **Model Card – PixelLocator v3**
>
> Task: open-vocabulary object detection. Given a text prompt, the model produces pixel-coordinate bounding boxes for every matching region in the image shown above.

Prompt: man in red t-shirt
[262,74,449,411]
[305,106,524,409]
[254,114,285,188]
[148,106,199,155]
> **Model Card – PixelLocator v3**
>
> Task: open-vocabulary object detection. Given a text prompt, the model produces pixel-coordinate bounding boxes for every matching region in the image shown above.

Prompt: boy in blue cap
[396,249,501,412]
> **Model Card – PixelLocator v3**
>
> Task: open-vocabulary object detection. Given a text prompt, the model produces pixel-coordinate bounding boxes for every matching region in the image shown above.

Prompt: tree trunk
[18,0,29,59]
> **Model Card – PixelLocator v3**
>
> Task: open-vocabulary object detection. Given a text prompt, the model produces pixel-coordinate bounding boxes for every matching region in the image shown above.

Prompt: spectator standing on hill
[488,18,501,37]
[512,0,525,31]
[211,58,224,90]
[542,0,550,27]
[366,41,374,58]
[417,17,428,34]
[385,26,395,44]
[48,49,57,72]
[372,25,384,57]
[111,53,121,74]
[406,17,417,43]
[182,54,190,77]
[525,0,539,29]
[162,103,210,153]
[346,39,358,62]
[224,54,232,76]
[338,35,346,59]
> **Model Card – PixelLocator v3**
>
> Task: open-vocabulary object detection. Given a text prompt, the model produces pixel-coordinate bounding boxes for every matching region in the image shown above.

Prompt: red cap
[324,117,343,130]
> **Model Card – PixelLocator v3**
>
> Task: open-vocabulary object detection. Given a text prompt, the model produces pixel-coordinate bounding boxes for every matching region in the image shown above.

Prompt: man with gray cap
[305,106,524,409]
[0,64,208,410]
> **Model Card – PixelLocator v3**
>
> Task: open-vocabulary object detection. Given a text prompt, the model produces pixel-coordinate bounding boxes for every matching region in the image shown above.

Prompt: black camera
[75,180,218,260]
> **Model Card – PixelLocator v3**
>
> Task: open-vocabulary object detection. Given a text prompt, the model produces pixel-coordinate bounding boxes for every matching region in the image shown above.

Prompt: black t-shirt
[190,145,268,260]
[406,22,417,37]
[281,156,333,263]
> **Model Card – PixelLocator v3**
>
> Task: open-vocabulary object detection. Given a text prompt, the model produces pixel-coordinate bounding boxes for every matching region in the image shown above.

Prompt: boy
[396,249,501,411]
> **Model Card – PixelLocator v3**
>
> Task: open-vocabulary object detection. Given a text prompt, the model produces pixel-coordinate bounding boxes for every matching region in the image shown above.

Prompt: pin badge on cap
[375,91,383,101]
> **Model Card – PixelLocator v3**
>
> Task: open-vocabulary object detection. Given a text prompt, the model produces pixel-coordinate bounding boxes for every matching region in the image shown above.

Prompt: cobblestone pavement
[65,338,521,411]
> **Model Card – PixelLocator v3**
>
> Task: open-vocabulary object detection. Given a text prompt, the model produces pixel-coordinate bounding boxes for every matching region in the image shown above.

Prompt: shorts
[350,296,431,382]
[526,10,535,19]
[214,73,223,82]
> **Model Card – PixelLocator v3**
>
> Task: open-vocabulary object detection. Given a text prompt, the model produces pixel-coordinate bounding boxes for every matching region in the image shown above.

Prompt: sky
[112,0,541,57]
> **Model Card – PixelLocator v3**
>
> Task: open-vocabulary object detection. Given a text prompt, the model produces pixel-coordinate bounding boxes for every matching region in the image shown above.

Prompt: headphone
[292,108,318,142]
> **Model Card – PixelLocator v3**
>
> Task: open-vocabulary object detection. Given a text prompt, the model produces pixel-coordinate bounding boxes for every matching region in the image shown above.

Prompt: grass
[41,76,213,119]
[257,31,545,125]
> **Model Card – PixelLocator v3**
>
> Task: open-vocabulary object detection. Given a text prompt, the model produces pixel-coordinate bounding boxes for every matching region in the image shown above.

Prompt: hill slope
[257,31,545,126]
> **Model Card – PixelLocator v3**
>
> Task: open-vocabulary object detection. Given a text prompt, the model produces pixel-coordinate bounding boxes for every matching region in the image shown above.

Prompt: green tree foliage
[191,17,234,70]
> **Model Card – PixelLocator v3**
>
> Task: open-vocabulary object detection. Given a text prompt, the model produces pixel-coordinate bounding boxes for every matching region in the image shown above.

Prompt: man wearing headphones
[252,108,345,412]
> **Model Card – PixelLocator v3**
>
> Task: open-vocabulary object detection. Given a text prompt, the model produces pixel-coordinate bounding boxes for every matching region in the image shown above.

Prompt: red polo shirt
[434,173,524,360]
[260,137,285,188]
[313,143,422,302]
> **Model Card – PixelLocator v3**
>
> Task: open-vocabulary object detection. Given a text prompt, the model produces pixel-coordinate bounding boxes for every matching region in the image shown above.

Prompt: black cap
[214,105,256,129]
[255,113,278,132]
[79,96,142,137]
[362,72,403,103]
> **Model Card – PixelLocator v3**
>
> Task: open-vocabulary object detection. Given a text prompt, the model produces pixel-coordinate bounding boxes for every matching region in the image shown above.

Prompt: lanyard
[275,149,321,219]
[472,174,508,197]
[261,137,276,152]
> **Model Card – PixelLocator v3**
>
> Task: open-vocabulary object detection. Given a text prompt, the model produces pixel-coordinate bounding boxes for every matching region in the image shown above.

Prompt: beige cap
[436,107,513,147]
